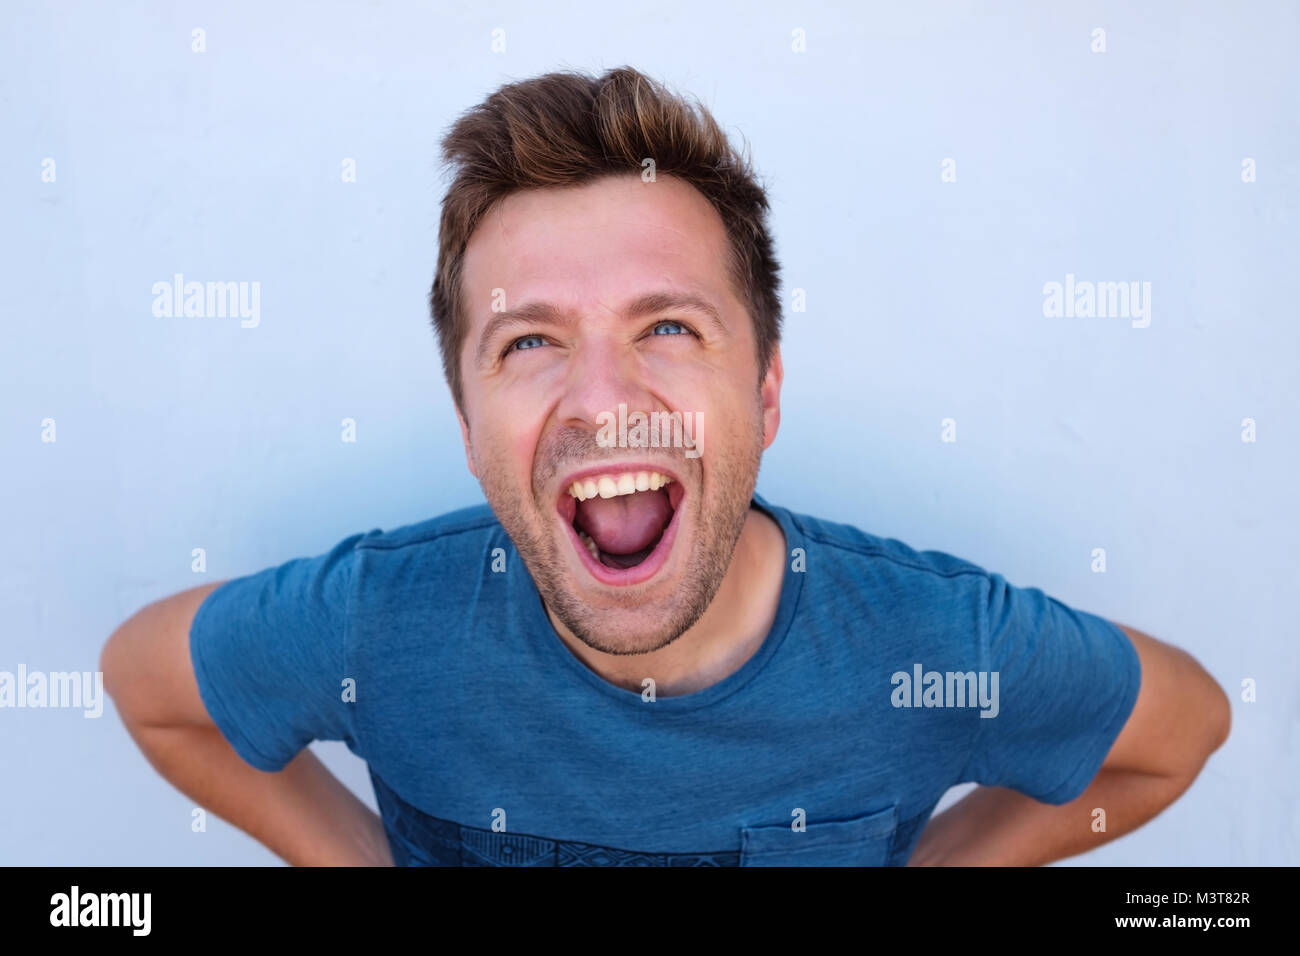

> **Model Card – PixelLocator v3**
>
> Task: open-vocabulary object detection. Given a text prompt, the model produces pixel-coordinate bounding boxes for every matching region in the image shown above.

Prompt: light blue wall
[2,0,1295,864]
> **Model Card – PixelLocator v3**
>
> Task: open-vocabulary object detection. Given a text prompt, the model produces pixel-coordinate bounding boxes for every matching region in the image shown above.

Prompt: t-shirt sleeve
[960,572,1142,804]
[188,533,366,772]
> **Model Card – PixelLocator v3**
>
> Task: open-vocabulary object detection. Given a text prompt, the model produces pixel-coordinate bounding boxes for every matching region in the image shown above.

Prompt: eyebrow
[474,291,727,367]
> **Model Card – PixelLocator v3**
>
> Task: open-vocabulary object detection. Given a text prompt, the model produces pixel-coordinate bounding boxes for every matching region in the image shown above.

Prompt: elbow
[1183,670,1232,778]
[99,622,128,704]
[1208,677,1232,754]
[1161,679,1230,793]
[100,608,147,706]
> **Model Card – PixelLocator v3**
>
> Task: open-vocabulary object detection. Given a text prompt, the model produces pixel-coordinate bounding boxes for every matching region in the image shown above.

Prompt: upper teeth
[568,471,673,501]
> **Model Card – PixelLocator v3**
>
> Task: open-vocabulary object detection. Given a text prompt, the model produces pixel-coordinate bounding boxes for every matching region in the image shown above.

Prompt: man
[101,66,1230,866]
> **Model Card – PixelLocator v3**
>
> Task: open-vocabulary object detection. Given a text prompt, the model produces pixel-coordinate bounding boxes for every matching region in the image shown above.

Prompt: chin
[555,608,691,656]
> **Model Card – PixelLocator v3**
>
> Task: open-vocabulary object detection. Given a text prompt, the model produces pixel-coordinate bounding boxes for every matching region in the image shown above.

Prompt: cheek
[469,395,543,481]
[649,364,753,436]
[497,407,547,494]
[639,356,721,420]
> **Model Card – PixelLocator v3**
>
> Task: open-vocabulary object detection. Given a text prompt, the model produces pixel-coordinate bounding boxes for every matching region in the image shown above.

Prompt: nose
[553,330,659,435]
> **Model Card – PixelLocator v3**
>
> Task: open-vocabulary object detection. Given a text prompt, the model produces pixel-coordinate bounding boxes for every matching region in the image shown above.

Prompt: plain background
[1,0,1296,865]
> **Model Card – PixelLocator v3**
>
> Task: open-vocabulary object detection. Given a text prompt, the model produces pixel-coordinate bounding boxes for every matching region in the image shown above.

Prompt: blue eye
[652,321,689,336]
[507,334,547,353]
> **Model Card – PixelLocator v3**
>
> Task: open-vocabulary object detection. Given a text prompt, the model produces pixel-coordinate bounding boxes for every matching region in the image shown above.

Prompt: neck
[545,504,787,696]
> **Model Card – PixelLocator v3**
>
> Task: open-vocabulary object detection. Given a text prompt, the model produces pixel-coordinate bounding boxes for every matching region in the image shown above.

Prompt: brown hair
[430,66,782,412]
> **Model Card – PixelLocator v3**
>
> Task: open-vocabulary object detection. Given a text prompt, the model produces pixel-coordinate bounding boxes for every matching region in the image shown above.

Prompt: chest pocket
[740,803,898,866]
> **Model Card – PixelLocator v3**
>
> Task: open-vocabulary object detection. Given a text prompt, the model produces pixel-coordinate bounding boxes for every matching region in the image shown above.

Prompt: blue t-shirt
[189,494,1140,866]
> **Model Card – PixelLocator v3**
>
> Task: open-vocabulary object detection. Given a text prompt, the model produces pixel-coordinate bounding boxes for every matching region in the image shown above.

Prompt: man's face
[456,172,780,654]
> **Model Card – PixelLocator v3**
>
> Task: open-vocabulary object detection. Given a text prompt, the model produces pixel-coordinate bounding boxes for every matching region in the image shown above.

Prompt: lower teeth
[577,529,601,561]
[576,528,664,570]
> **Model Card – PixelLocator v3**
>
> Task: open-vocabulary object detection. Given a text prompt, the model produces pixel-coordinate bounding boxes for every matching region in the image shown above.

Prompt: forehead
[459,173,737,323]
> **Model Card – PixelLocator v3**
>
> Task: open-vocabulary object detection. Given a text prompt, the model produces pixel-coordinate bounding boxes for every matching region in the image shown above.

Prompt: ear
[456,404,478,479]
[759,346,783,451]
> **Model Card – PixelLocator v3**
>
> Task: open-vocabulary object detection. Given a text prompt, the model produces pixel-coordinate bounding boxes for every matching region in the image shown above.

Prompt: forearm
[124,719,393,866]
[907,767,1194,866]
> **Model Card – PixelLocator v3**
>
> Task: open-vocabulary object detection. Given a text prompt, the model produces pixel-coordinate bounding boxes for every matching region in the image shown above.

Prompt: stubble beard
[477,404,764,655]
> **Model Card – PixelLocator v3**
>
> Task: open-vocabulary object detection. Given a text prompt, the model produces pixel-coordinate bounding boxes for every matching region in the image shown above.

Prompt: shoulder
[755,497,1001,658]
[770,499,993,590]
[348,502,508,582]
[353,502,504,554]
[339,502,513,616]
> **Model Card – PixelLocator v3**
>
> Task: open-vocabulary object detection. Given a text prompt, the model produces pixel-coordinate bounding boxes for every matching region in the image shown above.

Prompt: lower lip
[560,486,684,587]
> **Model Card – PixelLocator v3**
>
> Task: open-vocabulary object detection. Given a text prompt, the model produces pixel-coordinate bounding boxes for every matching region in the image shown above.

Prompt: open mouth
[556,468,686,585]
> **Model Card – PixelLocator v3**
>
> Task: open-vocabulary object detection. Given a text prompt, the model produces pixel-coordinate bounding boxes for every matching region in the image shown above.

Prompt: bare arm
[908,624,1230,866]
[101,583,393,866]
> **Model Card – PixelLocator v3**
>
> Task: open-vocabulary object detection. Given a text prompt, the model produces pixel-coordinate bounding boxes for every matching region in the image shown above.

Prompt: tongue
[575,489,672,555]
